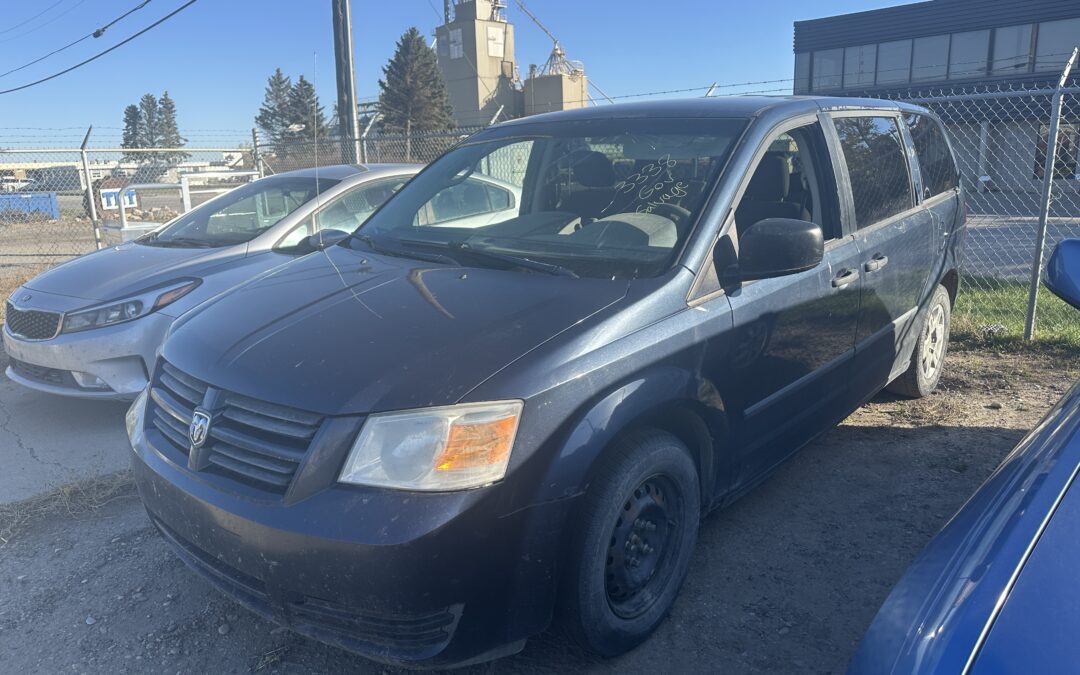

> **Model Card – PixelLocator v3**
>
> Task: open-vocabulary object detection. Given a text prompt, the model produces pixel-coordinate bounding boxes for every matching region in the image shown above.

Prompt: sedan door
[830,114,937,395]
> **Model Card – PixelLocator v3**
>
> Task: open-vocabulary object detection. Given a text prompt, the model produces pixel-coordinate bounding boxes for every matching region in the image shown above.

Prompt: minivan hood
[24,241,246,302]
[163,245,629,415]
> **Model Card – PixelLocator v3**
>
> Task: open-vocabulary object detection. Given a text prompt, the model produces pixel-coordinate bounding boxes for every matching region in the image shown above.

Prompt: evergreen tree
[120,104,143,162]
[157,91,189,164]
[285,74,329,144]
[137,93,160,160]
[378,27,453,158]
[255,68,293,155]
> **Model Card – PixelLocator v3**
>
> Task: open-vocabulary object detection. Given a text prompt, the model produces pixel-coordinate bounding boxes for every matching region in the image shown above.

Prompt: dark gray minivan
[128,97,965,667]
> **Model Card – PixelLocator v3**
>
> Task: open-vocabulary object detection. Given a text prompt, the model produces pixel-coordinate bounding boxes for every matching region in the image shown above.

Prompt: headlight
[125,385,150,447]
[339,401,523,491]
[62,280,200,334]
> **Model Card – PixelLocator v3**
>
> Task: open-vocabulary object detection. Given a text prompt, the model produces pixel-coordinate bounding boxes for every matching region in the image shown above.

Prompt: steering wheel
[650,203,692,228]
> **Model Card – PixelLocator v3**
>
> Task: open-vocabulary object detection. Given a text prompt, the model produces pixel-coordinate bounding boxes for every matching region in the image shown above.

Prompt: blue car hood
[162,244,629,416]
[24,240,248,302]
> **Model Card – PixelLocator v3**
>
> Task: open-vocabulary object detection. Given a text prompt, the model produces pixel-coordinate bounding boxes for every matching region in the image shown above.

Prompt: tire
[559,429,701,657]
[888,284,951,398]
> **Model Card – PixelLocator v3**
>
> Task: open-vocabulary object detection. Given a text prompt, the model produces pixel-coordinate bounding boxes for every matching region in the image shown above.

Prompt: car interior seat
[734,154,812,235]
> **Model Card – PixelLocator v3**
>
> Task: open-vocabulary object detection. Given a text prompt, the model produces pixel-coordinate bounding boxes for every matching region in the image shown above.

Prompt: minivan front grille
[5,302,61,340]
[147,360,323,495]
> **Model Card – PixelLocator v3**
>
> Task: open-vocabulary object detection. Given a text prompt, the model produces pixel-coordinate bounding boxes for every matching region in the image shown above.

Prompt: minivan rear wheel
[559,429,700,657]
[888,284,951,398]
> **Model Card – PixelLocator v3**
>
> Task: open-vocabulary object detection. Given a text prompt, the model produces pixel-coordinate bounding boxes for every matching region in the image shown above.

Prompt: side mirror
[1045,239,1080,311]
[735,218,824,281]
[304,229,350,251]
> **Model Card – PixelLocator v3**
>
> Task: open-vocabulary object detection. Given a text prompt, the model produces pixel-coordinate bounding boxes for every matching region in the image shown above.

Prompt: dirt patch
[0,472,135,546]
[0,345,1076,674]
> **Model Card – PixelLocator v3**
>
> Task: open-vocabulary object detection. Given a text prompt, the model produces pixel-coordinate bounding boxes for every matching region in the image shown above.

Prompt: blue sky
[0,0,904,147]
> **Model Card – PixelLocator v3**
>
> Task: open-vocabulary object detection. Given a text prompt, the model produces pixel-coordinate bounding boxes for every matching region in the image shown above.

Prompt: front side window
[278,177,408,248]
[904,114,959,197]
[143,176,339,248]
[354,118,747,279]
[833,116,913,228]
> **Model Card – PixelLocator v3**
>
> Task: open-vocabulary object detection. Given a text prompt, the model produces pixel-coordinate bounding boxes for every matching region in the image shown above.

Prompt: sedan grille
[5,302,61,340]
[147,360,323,496]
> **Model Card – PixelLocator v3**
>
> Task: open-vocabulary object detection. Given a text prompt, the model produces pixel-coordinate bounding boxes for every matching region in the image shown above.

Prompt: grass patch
[953,275,1080,349]
[0,471,136,547]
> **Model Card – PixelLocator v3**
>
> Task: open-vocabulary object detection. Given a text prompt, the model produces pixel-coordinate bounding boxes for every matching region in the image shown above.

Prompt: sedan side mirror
[736,218,824,281]
[304,229,350,251]
[1045,239,1080,311]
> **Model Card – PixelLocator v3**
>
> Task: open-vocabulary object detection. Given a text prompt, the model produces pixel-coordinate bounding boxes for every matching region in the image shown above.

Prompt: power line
[0,1,154,80]
[0,0,198,96]
[0,0,68,36]
[0,0,90,46]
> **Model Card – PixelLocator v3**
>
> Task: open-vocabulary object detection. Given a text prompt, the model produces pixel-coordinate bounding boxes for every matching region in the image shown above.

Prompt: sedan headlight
[62,280,200,334]
[339,401,523,491]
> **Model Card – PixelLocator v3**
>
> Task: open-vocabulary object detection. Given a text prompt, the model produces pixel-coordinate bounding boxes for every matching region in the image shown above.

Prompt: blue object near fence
[0,192,61,220]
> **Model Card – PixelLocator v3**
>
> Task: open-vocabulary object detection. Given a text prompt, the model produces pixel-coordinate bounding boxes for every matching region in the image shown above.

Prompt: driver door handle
[864,253,889,273]
[832,269,860,288]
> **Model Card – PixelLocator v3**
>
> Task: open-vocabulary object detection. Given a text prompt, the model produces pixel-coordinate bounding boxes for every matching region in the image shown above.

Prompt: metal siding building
[792,1,1080,193]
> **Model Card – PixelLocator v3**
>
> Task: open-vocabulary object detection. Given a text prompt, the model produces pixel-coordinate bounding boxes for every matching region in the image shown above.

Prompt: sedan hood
[23,241,246,302]
[163,245,629,415]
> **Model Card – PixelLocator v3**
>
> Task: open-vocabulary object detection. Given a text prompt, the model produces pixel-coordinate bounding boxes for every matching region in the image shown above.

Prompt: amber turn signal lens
[435,415,518,472]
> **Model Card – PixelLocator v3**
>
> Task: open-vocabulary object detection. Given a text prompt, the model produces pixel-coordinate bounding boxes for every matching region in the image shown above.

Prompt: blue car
[850,238,1080,674]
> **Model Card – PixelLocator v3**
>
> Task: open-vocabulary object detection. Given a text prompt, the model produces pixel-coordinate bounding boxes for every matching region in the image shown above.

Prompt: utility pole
[332,0,362,163]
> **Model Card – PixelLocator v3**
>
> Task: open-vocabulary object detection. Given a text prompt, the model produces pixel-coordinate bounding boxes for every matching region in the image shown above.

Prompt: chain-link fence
[879,75,1080,343]
[4,72,1080,341]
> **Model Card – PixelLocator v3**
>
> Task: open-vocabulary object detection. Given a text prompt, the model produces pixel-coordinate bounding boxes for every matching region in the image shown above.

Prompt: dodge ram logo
[189,410,211,450]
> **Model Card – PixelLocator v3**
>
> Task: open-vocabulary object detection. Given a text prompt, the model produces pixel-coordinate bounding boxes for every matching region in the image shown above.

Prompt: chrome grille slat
[208,425,307,463]
[207,453,293,487]
[221,406,318,441]
[150,386,191,424]
[152,409,190,452]
[210,442,298,474]
[225,392,322,427]
[159,370,203,406]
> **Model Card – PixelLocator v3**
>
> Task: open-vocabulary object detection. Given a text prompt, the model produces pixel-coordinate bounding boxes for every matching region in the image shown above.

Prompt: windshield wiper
[149,236,219,248]
[397,238,579,278]
[352,233,459,265]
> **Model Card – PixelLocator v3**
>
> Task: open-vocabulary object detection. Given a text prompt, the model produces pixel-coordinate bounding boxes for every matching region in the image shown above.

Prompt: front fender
[530,364,729,506]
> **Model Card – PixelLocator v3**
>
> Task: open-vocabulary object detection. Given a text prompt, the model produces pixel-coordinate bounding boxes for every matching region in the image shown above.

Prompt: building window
[912,35,949,82]
[949,30,990,80]
[449,28,463,60]
[1034,124,1079,181]
[813,49,843,91]
[1036,18,1080,72]
[794,52,811,94]
[992,24,1033,75]
[833,116,914,228]
[844,44,876,88]
[877,39,912,85]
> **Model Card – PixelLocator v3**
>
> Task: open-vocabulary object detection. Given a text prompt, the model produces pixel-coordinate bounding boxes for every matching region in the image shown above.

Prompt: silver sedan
[3,164,422,399]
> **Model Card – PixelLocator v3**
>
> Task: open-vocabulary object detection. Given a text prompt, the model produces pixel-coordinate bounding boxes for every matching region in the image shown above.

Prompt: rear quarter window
[904,113,960,197]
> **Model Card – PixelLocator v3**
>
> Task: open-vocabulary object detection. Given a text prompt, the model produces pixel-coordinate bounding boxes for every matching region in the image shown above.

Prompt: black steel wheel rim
[604,474,684,619]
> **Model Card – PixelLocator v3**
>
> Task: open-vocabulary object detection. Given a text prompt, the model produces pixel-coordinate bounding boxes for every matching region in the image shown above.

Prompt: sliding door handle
[832,269,860,288]
[864,254,889,273]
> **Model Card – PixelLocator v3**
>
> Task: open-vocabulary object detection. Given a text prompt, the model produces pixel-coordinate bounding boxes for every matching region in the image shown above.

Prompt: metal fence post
[251,128,265,178]
[79,126,103,250]
[1024,47,1078,340]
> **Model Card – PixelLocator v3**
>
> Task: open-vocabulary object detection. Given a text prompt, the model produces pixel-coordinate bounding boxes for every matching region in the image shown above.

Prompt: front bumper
[2,312,173,399]
[130,414,572,668]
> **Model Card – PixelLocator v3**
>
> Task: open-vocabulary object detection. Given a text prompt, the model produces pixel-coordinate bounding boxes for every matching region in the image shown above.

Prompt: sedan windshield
[142,175,340,248]
[353,117,746,279]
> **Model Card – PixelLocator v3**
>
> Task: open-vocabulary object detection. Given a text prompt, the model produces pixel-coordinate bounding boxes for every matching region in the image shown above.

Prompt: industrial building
[435,0,589,127]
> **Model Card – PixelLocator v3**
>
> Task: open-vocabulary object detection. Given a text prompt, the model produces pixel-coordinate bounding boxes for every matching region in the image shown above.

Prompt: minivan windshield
[353,118,746,278]
[142,175,340,248]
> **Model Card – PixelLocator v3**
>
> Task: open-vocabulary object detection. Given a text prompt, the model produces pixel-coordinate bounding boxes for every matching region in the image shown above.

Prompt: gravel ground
[0,345,1076,674]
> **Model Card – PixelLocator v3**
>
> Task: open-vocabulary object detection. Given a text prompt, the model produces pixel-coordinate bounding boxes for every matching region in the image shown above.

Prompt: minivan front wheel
[560,429,700,657]
[889,284,952,398]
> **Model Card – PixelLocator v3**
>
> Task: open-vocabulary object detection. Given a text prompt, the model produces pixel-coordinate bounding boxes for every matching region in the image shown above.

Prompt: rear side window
[904,113,959,197]
[833,116,914,229]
